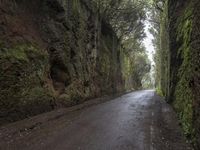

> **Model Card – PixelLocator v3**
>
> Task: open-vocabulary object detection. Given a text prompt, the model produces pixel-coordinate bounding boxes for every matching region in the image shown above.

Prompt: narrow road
[0,90,192,150]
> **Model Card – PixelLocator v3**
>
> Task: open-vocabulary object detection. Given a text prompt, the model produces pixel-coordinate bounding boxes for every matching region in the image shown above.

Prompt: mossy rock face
[166,0,200,146]
[173,2,196,142]
[0,0,130,125]
[0,43,54,124]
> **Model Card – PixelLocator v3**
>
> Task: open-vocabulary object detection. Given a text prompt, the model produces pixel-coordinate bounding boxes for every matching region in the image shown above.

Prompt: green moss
[19,87,54,115]
[99,39,111,77]
[122,52,134,90]
[72,0,80,15]
[177,6,193,57]
[0,43,54,123]
[0,44,48,63]
[156,87,164,97]
[1,46,28,61]
[174,77,194,136]
[100,53,111,75]
[173,2,196,142]
[61,79,88,105]
[157,0,170,97]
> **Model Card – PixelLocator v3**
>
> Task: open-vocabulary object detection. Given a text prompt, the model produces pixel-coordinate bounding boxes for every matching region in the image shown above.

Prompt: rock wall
[0,0,131,124]
[161,0,200,147]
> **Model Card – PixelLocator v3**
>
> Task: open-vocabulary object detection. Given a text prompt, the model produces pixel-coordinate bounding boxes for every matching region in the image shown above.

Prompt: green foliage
[150,0,169,96]
[122,49,151,90]
[156,87,164,96]
[142,73,154,89]
[89,0,152,91]
[92,0,147,41]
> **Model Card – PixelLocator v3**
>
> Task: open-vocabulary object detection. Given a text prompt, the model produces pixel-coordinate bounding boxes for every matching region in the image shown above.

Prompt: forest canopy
[91,0,153,88]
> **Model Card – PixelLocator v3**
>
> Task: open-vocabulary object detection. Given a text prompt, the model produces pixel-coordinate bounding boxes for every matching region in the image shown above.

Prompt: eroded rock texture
[165,0,200,147]
[0,0,130,124]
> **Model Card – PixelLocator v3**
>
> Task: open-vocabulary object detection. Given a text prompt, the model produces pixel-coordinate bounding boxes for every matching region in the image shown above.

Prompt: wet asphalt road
[0,90,192,150]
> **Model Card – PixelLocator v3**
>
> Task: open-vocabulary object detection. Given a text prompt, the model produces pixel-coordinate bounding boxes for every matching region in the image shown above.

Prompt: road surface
[0,90,192,150]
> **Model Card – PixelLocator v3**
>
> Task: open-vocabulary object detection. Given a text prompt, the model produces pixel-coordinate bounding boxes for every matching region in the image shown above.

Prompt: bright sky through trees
[143,21,155,66]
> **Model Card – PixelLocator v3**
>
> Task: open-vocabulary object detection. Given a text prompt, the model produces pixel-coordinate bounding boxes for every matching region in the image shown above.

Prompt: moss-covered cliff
[0,0,140,124]
[158,0,200,147]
